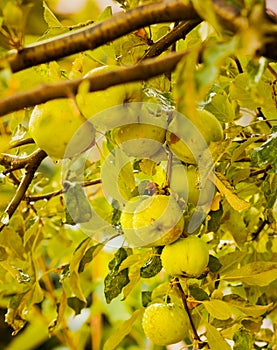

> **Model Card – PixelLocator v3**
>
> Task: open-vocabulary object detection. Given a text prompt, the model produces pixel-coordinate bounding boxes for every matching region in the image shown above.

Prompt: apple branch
[0,50,189,117]
[174,278,209,349]
[0,149,47,232]
[25,178,102,203]
[139,19,201,61]
[5,1,200,73]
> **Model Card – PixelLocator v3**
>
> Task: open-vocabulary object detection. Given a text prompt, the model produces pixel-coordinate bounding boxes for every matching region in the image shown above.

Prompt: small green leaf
[189,285,210,301]
[233,327,255,350]
[103,308,144,350]
[203,300,233,320]
[67,296,87,315]
[140,250,163,278]
[252,128,277,172]
[65,183,92,224]
[104,248,130,303]
[141,291,152,307]
[78,243,104,273]
[207,206,223,233]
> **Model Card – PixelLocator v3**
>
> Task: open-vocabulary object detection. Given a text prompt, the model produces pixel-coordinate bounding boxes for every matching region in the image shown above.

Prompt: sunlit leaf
[103,308,144,350]
[205,323,232,350]
[203,300,234,320]
[221,262,277,286]
[213,172,250,210]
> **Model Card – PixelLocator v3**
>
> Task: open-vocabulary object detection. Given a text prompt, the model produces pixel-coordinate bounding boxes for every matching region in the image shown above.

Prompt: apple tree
[0,0,277,349]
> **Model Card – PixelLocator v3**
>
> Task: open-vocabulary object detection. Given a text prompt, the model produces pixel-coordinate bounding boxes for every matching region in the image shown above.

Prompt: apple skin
[121,194,184,247]
[166,109,223,164]
[29,98,95,160]
[76,65,143,125]
[142,303,188,346]
[161,236,209,278]
[170,163,215,206]
[111,114,167,158]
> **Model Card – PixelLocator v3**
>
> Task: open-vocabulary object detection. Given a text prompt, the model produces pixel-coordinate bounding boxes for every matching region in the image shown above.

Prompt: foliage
[0,0,277,349]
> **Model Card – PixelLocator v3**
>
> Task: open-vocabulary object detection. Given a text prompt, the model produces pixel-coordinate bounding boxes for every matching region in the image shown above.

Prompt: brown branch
[4,1,200,73]
[0,50,189,117]
[9,138,35,149]
[175,278,209,349]
[0,149,47,232]
[26,178,102,203]
[139,19,201,61]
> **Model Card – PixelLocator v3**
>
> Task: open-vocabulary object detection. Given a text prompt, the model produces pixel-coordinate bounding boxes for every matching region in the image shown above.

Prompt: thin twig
[26,178,102,203]
[175,278,209,349]
[139,19,201,61]
[0,149,47,232]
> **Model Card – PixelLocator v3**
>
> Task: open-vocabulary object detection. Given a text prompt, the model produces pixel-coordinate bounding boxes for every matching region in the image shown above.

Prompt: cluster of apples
[29,65,220,346]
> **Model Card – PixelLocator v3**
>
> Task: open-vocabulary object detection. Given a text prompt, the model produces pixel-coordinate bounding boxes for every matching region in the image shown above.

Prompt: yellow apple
[161,236,210,278]
[142,303,188,346]
[29,98,95,160]
[170,163,215,206]
[166,109,223,164]
[111,108,167,158]
[121,194,184,247]
[76,65,143,125]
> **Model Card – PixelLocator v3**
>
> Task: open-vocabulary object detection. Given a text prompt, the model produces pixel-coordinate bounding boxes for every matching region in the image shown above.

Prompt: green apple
[121,194,184,247]
[29,98,95,160]
[76,65,143,126]
[166,109,223,164]
[170,162,215,206]
[161,236,209,277]
[142,303,188,346]
[111,107,167,157]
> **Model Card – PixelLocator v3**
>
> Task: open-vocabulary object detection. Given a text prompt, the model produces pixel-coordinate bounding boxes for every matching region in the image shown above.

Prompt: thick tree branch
[4,1,200,73]
[0,149,47,232]
[0,50,189,117]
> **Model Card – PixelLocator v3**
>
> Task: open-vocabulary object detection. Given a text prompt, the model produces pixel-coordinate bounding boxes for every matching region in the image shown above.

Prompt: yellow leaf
[212,172,250,211]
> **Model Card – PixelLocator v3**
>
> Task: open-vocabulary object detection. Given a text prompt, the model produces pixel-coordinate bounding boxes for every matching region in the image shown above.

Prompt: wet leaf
[104,248,130,303]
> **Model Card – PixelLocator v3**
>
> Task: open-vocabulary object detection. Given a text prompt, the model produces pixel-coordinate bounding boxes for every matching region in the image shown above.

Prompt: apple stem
[174,278,209,349]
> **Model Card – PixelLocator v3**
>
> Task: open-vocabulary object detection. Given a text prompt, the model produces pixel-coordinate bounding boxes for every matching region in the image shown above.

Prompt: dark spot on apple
[168,133,180,144]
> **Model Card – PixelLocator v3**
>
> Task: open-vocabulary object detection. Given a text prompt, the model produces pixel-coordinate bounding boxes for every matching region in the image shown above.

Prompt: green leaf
[221,261,277,286]
[141,291,152,307]
[207,206,223,233]
[67,296,87,315]
[78,243,104,273]
[252,128,277,172]
[189,285,210,301]
[140,248,163,278]
[43,1,63,28]
[64,183,92,224]
[208,255,223,273]
[204,93,236,122]
[103,308,144,350]
[203,300,233,320]
[205,323,232,350]
[104,248,130,303]
[233,327,255,350]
